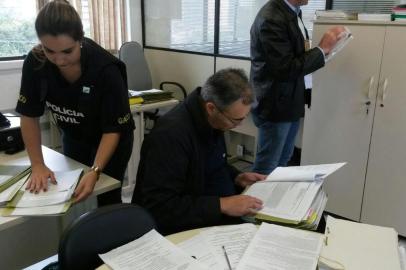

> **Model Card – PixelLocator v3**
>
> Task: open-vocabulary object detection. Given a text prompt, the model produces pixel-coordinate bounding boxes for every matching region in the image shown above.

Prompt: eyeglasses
[216,107,246,126]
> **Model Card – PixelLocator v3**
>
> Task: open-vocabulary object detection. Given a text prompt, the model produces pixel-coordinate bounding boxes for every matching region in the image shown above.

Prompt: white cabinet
[302,21,406,235]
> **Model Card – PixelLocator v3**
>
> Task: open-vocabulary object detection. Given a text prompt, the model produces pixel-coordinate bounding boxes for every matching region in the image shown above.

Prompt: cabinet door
[362,26,406,235]
[301,24,386,221]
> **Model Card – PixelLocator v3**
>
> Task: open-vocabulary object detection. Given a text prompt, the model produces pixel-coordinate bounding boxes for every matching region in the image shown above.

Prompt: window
[0,0,37,59]
[219,0,267,57]
[218,0,326,57]
[144,0,327,58]
[301,0,327,38]
[332,0,400,14]
[144,0,215,54]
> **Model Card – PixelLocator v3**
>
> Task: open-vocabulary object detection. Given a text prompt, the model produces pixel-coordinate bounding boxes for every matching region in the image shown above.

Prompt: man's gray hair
[201,68,253,111]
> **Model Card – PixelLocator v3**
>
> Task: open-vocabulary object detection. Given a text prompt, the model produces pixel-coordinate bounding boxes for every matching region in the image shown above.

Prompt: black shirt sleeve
[15,52,46,117]
[98,64,134,133]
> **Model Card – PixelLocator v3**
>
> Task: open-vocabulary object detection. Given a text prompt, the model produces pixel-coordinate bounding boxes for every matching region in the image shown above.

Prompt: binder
[319,216,402,270]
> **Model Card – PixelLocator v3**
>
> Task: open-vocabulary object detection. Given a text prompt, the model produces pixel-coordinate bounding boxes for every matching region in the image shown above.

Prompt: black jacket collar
[184,87,218,142]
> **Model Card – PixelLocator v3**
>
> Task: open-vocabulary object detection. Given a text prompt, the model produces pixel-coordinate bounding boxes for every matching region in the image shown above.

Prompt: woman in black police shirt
[15,0,134,204]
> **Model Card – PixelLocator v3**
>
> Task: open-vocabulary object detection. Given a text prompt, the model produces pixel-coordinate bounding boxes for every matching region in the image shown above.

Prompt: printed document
[99,229,208,270]
[244,180,323,222]
[236,223,323,270]
[178,224,257,270]
[177,233,221,269]
[265,162,346,182]
[8,169,83,208]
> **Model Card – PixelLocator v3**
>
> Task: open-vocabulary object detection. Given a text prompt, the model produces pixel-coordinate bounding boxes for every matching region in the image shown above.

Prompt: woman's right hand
[25,164,57,193]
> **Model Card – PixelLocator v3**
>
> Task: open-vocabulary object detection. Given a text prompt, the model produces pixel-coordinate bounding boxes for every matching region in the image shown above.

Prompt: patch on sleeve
[18,94,27,104]
[118,113,131,124]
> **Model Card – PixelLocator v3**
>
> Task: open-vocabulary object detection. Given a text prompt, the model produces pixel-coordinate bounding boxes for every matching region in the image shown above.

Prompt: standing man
[250,0,345,174]
[132,68,265,235]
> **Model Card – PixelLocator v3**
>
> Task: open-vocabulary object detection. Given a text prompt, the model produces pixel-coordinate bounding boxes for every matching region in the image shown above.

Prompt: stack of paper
[244,163,345,229]
[129,89,173,104]
[99,229,208,270]
[177,223,323,270]
[1,168,83,216]
[177,223,257,269]
[316,10,358,20]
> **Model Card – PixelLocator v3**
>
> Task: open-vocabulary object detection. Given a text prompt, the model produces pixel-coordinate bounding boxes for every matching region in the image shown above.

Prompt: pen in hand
[222,245,232,270]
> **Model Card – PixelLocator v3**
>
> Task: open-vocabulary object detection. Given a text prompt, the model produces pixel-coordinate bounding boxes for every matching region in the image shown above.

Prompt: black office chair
[58,203,156,270]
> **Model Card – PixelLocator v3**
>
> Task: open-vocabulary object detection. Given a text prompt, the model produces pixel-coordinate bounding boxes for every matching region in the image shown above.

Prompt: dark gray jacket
[250,0,324,121]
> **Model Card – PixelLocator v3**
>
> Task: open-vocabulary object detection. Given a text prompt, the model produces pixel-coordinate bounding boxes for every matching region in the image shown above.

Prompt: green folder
[0,165,31,193]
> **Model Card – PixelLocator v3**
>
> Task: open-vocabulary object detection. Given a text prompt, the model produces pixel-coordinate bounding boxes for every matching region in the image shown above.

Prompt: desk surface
[0,146,120,231]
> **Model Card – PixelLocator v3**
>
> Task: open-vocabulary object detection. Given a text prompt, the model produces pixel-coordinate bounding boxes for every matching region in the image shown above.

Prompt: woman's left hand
[73,171,98,203]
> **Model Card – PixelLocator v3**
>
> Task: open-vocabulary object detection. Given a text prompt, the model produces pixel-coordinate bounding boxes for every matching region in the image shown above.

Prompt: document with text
[244,180,323,223]
[178,224,257,270]
[99,229,208,270]
[7,169,83,208]
[264,163,346,182]
[236,223,323,270]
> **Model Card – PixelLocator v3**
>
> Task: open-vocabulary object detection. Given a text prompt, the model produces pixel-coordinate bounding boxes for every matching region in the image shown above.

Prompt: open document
[265,162,346,182]
[177,223,257,270]
[99,229,208,270]
[244,163,345,226]
[236,223,323,270]
[7,169,83,208]
[319,216,401,270]
[244,180,323,224]
[1,168,83,216]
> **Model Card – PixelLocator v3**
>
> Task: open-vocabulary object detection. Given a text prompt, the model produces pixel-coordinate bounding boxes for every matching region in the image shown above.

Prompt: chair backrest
[119,41,152,91]
[58,203,156,270]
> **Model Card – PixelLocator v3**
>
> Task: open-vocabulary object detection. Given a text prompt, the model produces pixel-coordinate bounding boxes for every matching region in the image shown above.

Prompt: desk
[123,99,179,201]
[0,146,120,269]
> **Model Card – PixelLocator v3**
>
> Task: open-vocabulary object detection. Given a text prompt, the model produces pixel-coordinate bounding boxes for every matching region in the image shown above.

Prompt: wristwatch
[89,165,102,179]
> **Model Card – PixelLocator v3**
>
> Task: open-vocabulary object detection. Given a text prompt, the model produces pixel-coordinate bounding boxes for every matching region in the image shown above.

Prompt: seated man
[132,68,265,235]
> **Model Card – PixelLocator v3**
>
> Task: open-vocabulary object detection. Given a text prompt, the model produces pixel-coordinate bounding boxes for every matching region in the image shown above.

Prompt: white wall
[0,60,23,111]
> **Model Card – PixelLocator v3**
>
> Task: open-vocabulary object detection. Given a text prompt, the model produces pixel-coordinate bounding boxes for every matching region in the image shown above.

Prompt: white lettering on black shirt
[46,101,85,125]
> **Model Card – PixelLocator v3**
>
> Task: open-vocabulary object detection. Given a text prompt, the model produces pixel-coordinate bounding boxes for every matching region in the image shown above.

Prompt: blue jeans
[252,114,300,175]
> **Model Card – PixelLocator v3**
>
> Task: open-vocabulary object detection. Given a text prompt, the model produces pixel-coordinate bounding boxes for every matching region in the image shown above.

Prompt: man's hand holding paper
[318,26,350,56]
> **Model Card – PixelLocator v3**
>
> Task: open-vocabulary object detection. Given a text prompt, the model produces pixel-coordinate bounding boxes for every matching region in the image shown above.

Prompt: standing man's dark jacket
[132,88,240,235]
[250,0,325,122]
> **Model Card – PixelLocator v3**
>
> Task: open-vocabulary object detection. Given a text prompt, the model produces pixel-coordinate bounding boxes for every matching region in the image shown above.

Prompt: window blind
[144,0,215,54]
[219,0,326,57]
[332,0,400,14]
